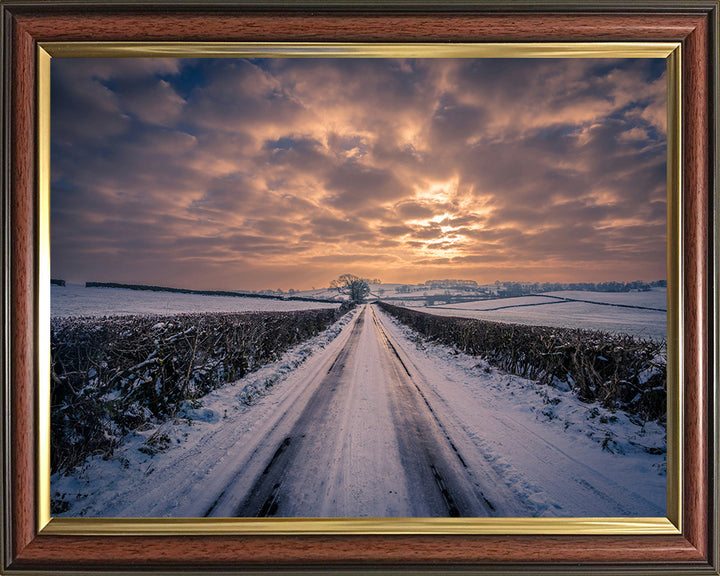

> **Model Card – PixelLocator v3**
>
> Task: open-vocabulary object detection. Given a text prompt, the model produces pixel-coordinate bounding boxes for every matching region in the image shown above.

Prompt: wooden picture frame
[1,1,717,574]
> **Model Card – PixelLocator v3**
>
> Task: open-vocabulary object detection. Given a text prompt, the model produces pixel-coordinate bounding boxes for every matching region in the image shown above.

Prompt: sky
[51,57,667,292]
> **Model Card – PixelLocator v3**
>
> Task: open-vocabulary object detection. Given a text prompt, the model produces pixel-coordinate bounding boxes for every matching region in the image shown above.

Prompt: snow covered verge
[376,307,666,516]
[51,306,360,517]
[378,302,666,424]
[50,306,351,478]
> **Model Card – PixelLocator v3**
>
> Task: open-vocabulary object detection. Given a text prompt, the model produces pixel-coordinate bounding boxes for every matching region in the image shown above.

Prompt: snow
[52,303,665,519]
[52,307,361,517]
[51,284,340,317]
[409,289,667,340]
[543,288,667,309]
[245,308,417,517]
[424,295,559,311]
[376,308,666,517]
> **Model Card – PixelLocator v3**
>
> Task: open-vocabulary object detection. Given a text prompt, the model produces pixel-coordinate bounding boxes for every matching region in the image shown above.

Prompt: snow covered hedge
[378,302,666,422]
[51,306,350,473]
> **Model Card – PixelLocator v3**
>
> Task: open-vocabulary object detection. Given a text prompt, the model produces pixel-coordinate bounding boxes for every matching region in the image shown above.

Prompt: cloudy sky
[51,57,667,291]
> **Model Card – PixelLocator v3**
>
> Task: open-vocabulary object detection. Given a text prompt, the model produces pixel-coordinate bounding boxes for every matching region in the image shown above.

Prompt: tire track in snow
[203,314,363,517]
[232,305,494,517]
[371,310,469,469]
[375,306,665,516]
[231,310,367,517]
[369,305,496,517]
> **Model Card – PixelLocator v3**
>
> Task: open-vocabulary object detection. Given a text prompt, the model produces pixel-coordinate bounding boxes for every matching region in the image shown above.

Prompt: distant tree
[330,274,371,303]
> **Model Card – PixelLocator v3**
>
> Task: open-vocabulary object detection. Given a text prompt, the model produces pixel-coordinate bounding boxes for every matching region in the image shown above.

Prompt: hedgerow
[51,306,350,473]
[378,302,666,422]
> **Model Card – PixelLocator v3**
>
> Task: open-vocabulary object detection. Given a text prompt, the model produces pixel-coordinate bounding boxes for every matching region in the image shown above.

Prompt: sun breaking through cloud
[51,57,667,291]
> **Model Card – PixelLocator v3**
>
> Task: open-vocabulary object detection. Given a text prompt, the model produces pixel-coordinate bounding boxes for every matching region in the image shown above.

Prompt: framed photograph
[1,1,717,574]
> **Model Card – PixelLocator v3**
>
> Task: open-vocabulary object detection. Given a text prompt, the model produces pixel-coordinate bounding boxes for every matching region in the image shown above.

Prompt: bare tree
[330,274,371,303]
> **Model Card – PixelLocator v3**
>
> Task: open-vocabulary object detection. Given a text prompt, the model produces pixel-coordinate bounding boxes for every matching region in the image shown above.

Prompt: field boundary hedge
[378,302,665,422]
[51,306,350,473]
[85,281,339,303]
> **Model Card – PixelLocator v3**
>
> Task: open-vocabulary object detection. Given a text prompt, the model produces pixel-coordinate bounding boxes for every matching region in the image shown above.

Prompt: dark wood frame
[1,1,717,574]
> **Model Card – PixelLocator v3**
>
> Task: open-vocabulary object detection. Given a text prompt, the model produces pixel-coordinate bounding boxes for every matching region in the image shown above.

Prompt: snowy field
[51,284,340,317]
[52,284,666,342]
[544,289,667,309]
[425,295,561,311]
[409,288,667,340]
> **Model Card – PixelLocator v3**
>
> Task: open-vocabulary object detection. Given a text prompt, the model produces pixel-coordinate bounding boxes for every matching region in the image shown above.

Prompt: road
[61,302,665,518]
[202,304,527,518]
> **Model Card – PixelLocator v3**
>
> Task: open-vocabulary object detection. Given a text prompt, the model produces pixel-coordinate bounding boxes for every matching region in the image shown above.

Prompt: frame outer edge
[712,4,719,574]
[2,3,718,573]
[0,0,718,13]
[685,4,717,568]
[11,5,37,564]
[1,3,11,574]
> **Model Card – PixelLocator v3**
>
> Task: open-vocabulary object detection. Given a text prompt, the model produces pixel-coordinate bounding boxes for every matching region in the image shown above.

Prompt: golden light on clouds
[50,57,667,290]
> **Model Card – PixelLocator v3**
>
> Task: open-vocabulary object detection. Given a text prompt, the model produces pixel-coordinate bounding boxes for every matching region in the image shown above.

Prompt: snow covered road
[224,304,519,517]
[53,303,665,518]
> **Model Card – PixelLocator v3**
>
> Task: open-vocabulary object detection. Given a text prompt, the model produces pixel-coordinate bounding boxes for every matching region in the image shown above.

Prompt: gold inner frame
[37,42,683,536]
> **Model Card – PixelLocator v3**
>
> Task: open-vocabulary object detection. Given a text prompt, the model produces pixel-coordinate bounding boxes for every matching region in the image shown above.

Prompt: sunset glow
[51,57,667,291]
